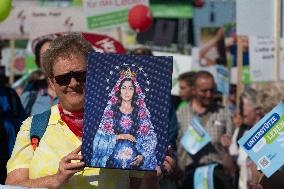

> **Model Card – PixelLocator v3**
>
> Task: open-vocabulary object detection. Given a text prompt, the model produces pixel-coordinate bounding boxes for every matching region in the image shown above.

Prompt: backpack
[30,109,51,150]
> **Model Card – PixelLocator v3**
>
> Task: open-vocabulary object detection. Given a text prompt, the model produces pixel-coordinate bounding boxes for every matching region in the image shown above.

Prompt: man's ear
[48,78,55,90]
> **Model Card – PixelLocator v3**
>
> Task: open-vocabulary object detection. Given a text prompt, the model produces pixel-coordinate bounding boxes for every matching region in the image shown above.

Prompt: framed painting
[82,52,173,171]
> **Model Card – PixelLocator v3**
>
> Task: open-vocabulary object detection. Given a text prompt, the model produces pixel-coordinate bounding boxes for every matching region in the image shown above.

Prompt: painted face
[50,54,86,112]
[120,80,134,102]
[242,98,257,126]
[194,77,215,107]
[179,80,193,101]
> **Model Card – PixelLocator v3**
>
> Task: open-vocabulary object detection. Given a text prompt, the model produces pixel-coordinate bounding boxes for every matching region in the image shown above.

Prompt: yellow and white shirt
[7,105,143,189]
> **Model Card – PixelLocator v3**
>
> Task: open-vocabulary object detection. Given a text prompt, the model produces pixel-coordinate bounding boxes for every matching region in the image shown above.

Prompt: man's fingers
[163,161,173,175]
[164,156,175,167]
[167,145,173,157]
[70,145,81,154]
[63,154,83,163]
[156,166,162,177]
[65,161,85,170]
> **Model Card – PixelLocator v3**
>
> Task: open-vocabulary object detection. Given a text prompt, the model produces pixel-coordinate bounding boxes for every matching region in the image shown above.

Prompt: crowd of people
[0,33,283,189]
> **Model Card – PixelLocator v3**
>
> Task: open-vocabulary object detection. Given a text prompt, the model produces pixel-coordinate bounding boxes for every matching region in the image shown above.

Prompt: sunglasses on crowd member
[54,70,86,86]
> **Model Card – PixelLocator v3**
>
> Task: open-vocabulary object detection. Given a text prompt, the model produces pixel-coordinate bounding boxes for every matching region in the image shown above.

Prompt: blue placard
[180,117,211,155]
[194,163,218,189]
[238,102,284,177]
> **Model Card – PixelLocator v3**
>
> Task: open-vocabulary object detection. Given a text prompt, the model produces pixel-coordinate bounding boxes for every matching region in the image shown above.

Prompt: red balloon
[128,4,152,33]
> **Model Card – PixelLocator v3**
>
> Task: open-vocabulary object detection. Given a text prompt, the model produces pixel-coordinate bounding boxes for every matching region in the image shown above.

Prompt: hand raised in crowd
[55,146,85,187]
[220,134,232,150]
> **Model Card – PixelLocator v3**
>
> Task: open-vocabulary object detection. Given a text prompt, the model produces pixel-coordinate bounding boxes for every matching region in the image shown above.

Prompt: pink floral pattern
[136,98,145,107]
[114,85,119,92]
[120,116,132,130]
[138,110,147,119]
[136,87,142,94]
[102,121,113,132]
[139,124,150,135]
[105,109,113,118]
[110,96,118,104]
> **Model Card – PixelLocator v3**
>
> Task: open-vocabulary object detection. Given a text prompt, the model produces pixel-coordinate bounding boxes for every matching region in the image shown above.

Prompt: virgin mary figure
[91,68,157,170]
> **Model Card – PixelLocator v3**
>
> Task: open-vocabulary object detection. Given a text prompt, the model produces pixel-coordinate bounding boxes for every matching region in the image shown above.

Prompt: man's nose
[69,77,78,86]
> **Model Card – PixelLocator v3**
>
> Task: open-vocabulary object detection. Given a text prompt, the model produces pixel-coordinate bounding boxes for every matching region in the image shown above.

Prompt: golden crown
[120,67,137,78]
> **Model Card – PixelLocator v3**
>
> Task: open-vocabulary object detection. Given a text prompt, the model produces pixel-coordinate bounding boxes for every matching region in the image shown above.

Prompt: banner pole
[274,0,281,82]
[236,36,243,115]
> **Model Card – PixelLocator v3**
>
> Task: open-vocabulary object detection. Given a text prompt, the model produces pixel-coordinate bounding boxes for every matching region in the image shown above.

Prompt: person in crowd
[6,34,174,189]
[0,44,27,184]
[177,71,196,110]
[228,84,237,114]
[231,88,260,189]
[176,70,235,189]
[20,37,57,116]
[236,86,284,189]
[130,47,153,56]
[0,82,27,185]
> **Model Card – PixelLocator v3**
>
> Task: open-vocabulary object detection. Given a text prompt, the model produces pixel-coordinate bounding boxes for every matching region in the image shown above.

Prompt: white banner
[249,36,284,81]
[0,3,88,40]
[237,0,274,37]
[29,7,87,40]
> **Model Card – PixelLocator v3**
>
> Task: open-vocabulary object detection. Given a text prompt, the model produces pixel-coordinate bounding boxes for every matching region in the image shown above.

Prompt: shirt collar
[48,104,62,125]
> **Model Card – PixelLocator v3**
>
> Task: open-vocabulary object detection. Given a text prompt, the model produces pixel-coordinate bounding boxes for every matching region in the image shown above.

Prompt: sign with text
[0,3,87,40]
[238,103,284,177]
[237,0,274,37]
[249,36,284,82]
[181,117,211,155]
[29,7,87,40]
[83,0,149,29]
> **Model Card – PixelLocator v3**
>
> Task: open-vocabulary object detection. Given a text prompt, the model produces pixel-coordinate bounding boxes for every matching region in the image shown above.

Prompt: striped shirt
[176,103,233,171]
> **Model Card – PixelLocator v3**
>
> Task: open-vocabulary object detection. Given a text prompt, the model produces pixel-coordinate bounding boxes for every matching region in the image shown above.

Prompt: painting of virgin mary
[91,68,157,170]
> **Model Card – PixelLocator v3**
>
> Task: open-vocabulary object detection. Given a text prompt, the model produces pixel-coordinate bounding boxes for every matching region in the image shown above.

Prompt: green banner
[243,65,251,84]
[150,4,193,18]
[264,116,284,144]
[87,10,128,29]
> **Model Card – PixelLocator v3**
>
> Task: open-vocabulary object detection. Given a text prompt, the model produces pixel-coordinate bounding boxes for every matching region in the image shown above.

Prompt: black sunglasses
[54,70,86,86]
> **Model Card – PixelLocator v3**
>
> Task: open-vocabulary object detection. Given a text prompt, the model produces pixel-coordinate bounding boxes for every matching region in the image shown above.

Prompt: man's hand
[156,145,176,177]
[55,146,85,187]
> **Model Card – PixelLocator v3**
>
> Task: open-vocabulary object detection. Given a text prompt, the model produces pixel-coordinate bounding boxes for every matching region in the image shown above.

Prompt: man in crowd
[6,34,174,189]
[176,70,235,189]
[177,71,195,110]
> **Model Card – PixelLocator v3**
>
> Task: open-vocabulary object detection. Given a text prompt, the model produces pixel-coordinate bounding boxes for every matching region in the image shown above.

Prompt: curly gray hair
[42,33,93,78]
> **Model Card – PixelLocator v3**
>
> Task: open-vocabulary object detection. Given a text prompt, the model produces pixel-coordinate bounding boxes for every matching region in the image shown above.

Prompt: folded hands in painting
[116,133,136,142]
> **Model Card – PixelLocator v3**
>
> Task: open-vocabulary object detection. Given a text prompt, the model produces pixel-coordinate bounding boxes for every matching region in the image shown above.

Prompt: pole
[236,36,243,115]
[274,0,281,81]
[8,39,15,85]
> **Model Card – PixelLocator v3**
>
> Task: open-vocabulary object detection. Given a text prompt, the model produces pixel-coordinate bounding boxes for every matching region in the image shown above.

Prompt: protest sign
[238,103,284,177]
[180,117,211,155]
[83,0,149,30]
